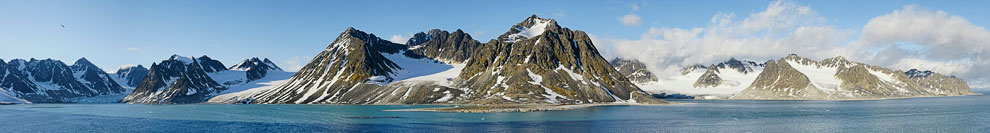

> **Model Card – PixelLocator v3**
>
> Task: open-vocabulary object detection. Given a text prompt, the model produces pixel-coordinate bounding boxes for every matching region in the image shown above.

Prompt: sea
[1,91,988,132]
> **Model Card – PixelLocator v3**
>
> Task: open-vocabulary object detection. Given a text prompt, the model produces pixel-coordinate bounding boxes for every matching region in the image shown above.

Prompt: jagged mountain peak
[457,15,661,104]
[117,64,145,71]
[0,57,126,102]
[407,28,472,46]
[403,28,481,63]
[609,58,659,83]
[197,55,216,61]
[680,58,765,75]
[161,54,227,73]
[230,57,283,71]
[168,54,195,64]
[499,15,561,42]
[73,57,95,67]
[905,69,935,78]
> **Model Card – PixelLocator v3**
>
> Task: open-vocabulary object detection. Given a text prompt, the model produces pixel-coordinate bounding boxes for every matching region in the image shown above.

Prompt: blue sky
[1,0,988,75]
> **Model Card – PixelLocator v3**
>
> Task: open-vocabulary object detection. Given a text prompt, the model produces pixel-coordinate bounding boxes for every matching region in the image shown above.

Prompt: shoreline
[383,103,687,113]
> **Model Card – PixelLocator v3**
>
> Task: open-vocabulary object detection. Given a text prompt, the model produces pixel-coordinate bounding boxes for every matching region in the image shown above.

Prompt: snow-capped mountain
[110,65,149,87]
[690,58,765,88]
[731,54,975,100]
[122,55,289,104]
[228,58,283,81]
[242,27,470,104]
[122,55,227,104]
[239,15,664,104]
[457,15,661,104]
[615,58,766,99]
[610,58,658,83]
[0,58,126,103]
[405,29,482,64]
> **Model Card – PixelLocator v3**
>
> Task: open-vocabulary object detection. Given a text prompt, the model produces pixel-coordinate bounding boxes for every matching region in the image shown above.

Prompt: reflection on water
[1,92,988,132]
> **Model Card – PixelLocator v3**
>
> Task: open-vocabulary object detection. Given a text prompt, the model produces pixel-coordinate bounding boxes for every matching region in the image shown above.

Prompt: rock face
[617,58,765,99]
[731,54,976,100]
[405,29,482,64]
[246,27,472,104]
[691,58,765,88]
[121,55,288,104]
[229,58,283,81]
[122,55,228,104]
[457,15,661,104]
[609,58,658,83]
[0,58,126,103]
[112,65,149,87]
[243,15,665,105]
[904,69,973,96]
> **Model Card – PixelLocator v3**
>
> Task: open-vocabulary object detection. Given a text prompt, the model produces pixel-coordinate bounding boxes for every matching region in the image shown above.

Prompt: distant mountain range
[1,15,975,104]
[0,58,126,103]
[121,55,288,104]
[611,54,976,100]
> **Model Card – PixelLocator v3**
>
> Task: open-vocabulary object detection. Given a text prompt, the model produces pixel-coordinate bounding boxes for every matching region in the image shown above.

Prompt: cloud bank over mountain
[594,1,990,88]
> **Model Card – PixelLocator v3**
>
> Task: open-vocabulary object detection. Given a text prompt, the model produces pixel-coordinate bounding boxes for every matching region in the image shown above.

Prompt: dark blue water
[2,92,989,132]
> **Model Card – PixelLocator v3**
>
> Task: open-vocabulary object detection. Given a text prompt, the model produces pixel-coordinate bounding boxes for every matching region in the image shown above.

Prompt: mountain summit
[241,15,664,104]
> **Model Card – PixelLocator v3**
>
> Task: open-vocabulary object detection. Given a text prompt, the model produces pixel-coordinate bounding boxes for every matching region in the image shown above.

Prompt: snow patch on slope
[169,55,195,65]
[379,52,454,84]
[785,60,842,92]
[398,64,465,87]
[647,67,760,98]
[505,18,552,42]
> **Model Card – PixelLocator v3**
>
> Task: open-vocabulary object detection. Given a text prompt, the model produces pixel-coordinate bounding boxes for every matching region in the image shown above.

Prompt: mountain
[613,58,765,99]
[609,58,658,83]
[122,55,290,104]
[111,65,149,87]
[690,58,765,88]
[456,15,662,104]
[244,27,465,104]
[0,58,126,103]
[121,55,228,104]
[730,54,976,100]
[405,29,482,64]
[229,58,283,81]
[242,15,664,104]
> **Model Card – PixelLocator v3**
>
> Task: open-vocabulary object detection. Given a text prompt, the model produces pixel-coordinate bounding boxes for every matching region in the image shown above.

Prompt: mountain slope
[405,29,482,64]
[111,65,149,87]
[246,27,464,104]
[244,15,663,104]
[229,58,283,81]
[731,54,976,100]
[609,58,658,84]
[617,58,765,99]
[122,55,227,104]
[457,15,662,104]
[121,55,290,104]
[0,58,126,103]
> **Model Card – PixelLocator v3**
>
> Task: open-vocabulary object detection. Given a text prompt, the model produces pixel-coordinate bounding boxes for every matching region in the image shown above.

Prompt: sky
[1,0,988,88]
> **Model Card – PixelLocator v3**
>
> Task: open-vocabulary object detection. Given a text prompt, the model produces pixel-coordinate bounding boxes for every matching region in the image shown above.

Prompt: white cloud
[596,1,990,88]
[599,0,851,77]
[891,58,973,75]
[125,47,139,51]
[857,5,990,87]
[631,4,640,11]
[388,34,409,44]
[283,56,310,72]
[619,13,642,27]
